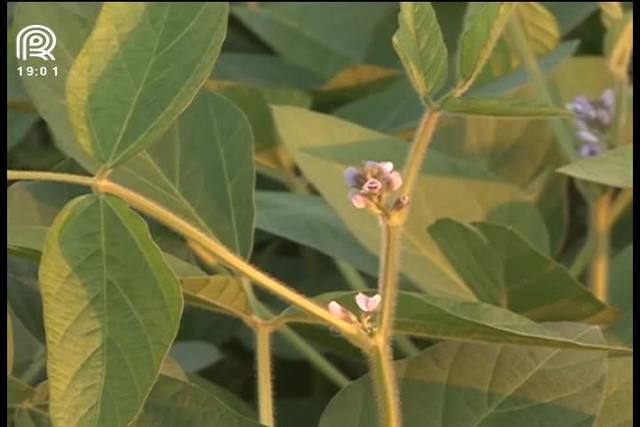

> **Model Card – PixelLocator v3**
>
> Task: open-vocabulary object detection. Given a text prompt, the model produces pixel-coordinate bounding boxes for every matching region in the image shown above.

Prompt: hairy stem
[256,324,274,427]
[7,170,370,350]
[507,12,576,163]
[370,222,403,426]
[590,192,612,301]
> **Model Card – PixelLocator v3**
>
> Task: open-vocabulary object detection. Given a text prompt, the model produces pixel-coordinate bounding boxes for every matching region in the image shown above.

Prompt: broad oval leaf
[556,145,633,188]
[428,219,618,324]
[456,3,515,95]
[320,323,609,426]
[279,291,629,352]
[392,2,448,99]
[133,375,262,427]
[110,91,256,258]
[66,3,229,167]
[440,97,572,118]
[39,194,183,427]
[595,357,633,427]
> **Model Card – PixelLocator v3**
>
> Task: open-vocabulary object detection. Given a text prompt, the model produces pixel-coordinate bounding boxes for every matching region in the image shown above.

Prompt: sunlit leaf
[392,2,448,99]
[556,145,633,188]
[441,96,571,117]
[595,357,633,427]
[39,194,183,427]
[181,276,252,322]
[66,3,229,166]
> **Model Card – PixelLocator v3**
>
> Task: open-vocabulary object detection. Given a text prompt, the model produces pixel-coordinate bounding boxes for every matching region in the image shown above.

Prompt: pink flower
[349,190,368,209]
[355,293,381,313]
[363,178,383,194]
[328,301,354,323]
[385,171,402,191]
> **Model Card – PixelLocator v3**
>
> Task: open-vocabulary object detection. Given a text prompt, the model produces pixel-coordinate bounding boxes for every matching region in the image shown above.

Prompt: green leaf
[595,357,633,427]
[169,341,222,373]
[8,312,14,375]
[159,356,189,382]
[428,219,617,324]
[39,194,183,427]
[392,2,448,99]
[320,323,609,426]
[133,375,262,427]
[273,105,530,300]
[440,97,572,117]
[13,2,102,172]
[279,291,628,352]
[544,2,598,35]
[110,91,256,258]
[255,191,379,276]
[556,145,633,188]
[181,276,252,322]
[456,3,515,95]
[606,245,633,346]
[232,3,399,79]
[8,376,35,407]
[66,3,229,167]
[188,375,257,420]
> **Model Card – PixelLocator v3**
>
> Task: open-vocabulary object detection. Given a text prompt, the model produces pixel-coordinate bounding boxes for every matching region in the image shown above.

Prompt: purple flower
[601,89,614,109]
[577,129,600,144]
[566,96,596,121]
[355,293,381,313]
[344,167,362,188]
[579,142,603,158]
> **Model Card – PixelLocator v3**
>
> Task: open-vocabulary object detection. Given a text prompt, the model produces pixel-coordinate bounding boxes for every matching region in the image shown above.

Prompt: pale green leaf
[181,276,252,322]
[66,3,229,166]
[595,357,633,427]
[39,194,183,427]
[13,2,102,171]
[441,96,572,117]
[456,3,515,95]
[273,105,530,300]
[320,323,609,426]
[392,2,448,99]
[428,219,618,324]
[8,312,14,375]
[110,91,256,258]
[169,341,222,373]
[279,291,629,352]
[556,145,633,188]
[133,375,262,427]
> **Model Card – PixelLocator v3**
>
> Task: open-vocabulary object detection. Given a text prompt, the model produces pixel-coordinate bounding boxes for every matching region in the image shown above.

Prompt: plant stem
[255,324,274,427]
[369,342,401,427]
[7,170,370,350]
[507,13,576,163]
[590,192,612,301]
[370,222,402,427]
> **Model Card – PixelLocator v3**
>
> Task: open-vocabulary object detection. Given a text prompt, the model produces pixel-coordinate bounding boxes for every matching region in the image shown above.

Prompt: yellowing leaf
[599,2,624,28]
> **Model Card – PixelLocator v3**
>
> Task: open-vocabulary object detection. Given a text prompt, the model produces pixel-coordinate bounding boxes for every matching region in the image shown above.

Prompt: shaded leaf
[159,356,188,382]
[39,194,183,427]
[279,291,628,352]
[255,191,379,276]
[606,245,633,346]
[133,375,262,427]
[392,2,448,99]
[66,3,229,166]
[556,145,633,188]
[7,312,14,375]
[320,323,609,426]
[169,341,222,373]
[13,2,102,171]
[110,90,256,258]
[544,2,598,35]
[441,96,572,117]
[428,219,617,324]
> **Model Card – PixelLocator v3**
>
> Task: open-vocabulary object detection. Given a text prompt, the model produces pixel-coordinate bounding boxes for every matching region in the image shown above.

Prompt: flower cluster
[566,89,615,158]
[344,161,403,213]
[328,293,381,334]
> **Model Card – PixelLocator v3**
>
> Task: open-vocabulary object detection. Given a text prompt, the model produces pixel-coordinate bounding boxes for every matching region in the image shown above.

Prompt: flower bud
[579,142,603,158]
[328,301,355,323]
[385,171,402,191]
[348,190,368,209]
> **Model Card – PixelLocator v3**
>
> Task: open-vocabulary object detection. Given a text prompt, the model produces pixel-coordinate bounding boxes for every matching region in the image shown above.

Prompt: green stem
[369,343,401,427]
[507,13,576,163]
[590,192,612,302]
[7,170,370,350]
[256,324,274,427]
[370,222,402,427]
